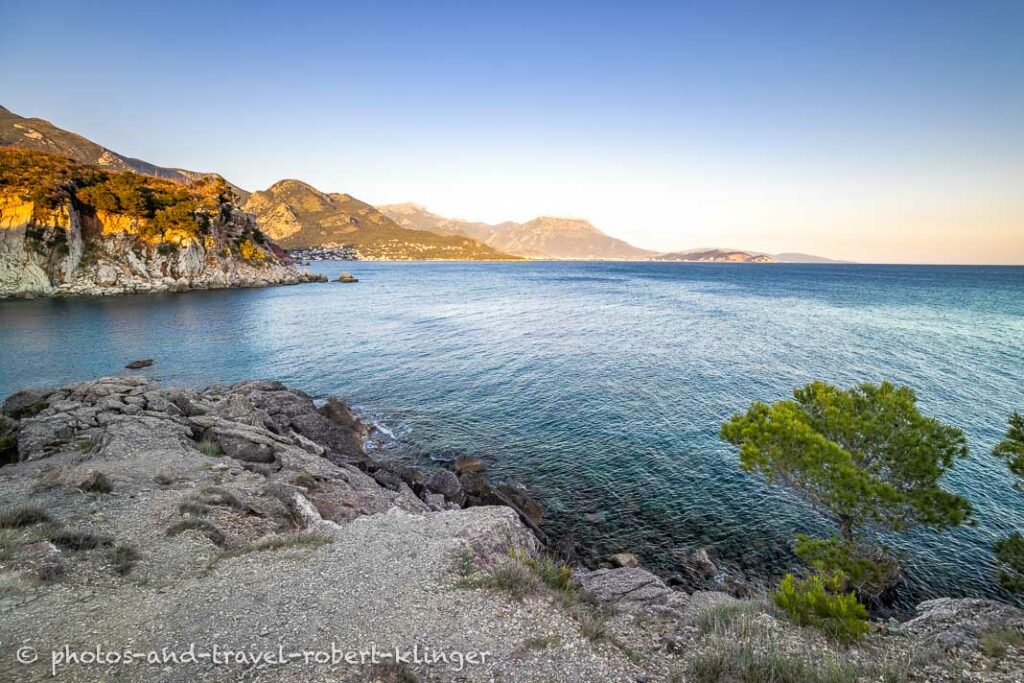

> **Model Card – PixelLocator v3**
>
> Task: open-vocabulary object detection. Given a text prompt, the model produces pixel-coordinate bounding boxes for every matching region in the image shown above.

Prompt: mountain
[0,148,321,298]
[243,182,517,260]
[0,105,249,200]
[770,252,848,264]
[379,203,657,260]
[653,249,775,263]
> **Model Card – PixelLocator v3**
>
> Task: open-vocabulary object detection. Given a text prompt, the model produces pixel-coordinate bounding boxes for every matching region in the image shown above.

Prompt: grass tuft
[50,530,113,551]
[107,544,140,576]
[197,440,223,457]
[291,471,320,490]
[165,519,227,547]
[78,470,113,494]
[0,505,52,529]
[578,606,614,642]
[217,532,331,562]
[153,467,178,486]
[980,627,1024,659]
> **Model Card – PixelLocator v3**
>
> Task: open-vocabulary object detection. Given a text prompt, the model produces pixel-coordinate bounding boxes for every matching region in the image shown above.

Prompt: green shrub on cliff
[993,412,1024,592]
[771,572,870,642]
[0,148,234,243]
[721,381,971,600]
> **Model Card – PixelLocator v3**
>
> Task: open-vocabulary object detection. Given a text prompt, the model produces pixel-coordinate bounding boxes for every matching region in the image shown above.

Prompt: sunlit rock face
[0,150,324,299]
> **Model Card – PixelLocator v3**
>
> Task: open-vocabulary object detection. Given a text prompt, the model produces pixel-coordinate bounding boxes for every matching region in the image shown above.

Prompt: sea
[2,261,1022,606]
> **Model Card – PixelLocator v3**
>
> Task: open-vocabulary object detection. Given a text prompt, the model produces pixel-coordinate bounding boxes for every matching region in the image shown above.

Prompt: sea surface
[2,262,1022,605]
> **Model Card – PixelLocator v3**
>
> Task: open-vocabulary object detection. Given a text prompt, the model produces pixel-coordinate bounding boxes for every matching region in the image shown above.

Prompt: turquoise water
[1,262,1022,604]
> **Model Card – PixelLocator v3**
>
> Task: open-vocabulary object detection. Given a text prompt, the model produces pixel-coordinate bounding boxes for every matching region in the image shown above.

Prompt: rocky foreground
[0,377,1022,682]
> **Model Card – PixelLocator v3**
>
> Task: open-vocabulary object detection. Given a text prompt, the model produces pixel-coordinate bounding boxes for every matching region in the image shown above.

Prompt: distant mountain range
[379,203,657,260]
[243,181,517,260]
[653,249,775,263]
[653,249,846,263]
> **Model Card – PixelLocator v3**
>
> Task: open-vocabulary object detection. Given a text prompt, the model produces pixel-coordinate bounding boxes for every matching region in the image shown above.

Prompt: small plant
[517,550,576,595]
[49,530,113,551]
[578,606,614,642]
[108,544,140,576]
[166,519,227,547]
[153,467,178,486]
[794,535,900,603]
[291,471,320,490]
[33,557,66,583]
[11,400,47,420]
[771,572,869,643]
[76,437,93,454]
[200,486,244,510]
[78,470,113,494]
[487,557,542,600]
[197,440,223,457]
[0,505,52,529]
[688,637,862,683]
[980,627,1024,659]
[178,500,211,517]
[694,601,762,637]
[217,532,330,561]
[454,548,477,576]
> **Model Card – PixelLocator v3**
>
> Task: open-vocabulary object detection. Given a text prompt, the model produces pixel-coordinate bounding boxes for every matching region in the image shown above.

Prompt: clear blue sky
[2,0,1022,262]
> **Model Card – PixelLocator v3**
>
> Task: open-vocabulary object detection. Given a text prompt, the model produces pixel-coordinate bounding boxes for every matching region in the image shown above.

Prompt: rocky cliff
[1,375,1020,682]
[0,149,323,298]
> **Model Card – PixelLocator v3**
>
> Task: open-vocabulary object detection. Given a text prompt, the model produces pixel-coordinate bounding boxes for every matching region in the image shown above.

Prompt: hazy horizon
[2,0,1022,264]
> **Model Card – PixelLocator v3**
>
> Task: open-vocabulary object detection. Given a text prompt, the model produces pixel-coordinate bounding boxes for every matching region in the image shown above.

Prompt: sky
[2,0,1022,263]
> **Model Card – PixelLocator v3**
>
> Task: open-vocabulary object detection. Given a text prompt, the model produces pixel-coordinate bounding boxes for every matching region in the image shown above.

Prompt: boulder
[609,553,639,568]
[459,471,491,498]
[125,359,154,369]
[206,432,276,464]
[371,468,404,492]
[424,469,465,505]
[495,484,542,526]
[575,567,689,615]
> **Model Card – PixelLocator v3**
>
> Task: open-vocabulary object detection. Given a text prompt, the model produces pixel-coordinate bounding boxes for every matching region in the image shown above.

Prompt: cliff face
[0,149,322,298]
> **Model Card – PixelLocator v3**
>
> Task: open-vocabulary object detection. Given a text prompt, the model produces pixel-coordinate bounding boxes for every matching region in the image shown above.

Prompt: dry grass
[165,519,227,547]
[980,628,1024,659]
[0,505,52,529]
[153,467,178,486]
[77,470,113,494]
[107,544,140,576]
[49,530,113,551]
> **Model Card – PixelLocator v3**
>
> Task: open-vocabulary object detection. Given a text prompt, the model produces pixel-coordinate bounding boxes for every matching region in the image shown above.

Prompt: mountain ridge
[379,203,657,260]
[0,105,251,200]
